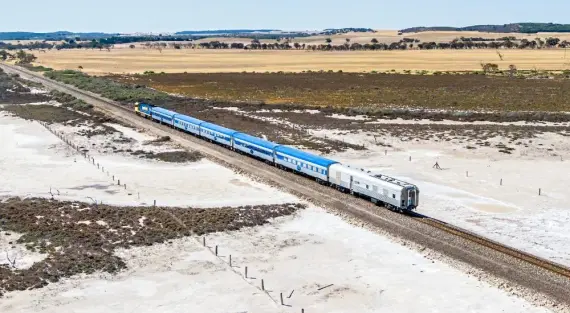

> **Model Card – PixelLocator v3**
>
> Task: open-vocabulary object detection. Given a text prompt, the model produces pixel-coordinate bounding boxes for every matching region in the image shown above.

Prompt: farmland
[31,48,570,75]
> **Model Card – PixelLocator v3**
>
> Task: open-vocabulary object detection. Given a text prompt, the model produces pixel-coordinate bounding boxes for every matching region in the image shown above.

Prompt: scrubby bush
[44,70,169,103]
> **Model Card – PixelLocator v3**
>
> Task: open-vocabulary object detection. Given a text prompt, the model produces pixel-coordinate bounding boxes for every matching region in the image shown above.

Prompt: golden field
[31,48,570,75]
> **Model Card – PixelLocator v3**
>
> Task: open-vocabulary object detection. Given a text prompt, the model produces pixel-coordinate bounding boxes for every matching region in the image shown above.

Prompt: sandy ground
[31,48,570,74]
[211,106,570,267]
[0,100,560,311]
[308,127,570,267]
[0,207,552,313]
[0,113,296,207]
[0,231,47,270]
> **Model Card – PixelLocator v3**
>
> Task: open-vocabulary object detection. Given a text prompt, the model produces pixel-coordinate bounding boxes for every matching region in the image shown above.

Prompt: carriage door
[408,188,416,207]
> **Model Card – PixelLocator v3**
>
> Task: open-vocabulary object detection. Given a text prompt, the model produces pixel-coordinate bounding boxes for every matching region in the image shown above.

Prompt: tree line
[2,36,570,52]
[142,37,570,51]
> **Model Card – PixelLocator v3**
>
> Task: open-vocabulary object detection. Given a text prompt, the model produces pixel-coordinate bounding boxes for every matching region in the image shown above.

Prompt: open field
[31,48,570,74]
[189,30,570,46]
[111,72,570,112]
[1,71,563,312]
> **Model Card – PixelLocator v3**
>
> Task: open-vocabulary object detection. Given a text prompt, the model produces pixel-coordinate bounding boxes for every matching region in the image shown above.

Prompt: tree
[508,64,517,77]
[481,63,499,73]
[371,38,379,44]
[325,38,332,44]
[15,50,37,64]
[0,50,10,61]
[345,38,350,43]
[545,37,560,47]
[129,44,135,49]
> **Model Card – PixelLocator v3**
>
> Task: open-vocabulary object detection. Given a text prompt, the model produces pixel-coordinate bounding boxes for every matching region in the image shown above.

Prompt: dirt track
[2,63,569,308]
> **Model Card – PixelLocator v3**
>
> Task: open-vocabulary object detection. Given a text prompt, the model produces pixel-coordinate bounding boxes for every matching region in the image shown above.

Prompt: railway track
[412,213,570,279]
[2,63,570,305]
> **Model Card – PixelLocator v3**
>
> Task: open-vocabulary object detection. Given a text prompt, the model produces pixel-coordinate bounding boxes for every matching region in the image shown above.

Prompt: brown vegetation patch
[0,198,303,296]
[113,72,570,113]
[131,150,203,163]
[0,70,50,104]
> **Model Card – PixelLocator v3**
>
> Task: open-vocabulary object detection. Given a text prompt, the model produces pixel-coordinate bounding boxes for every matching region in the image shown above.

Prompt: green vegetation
[49,90,93,111]
[44,70,168,103]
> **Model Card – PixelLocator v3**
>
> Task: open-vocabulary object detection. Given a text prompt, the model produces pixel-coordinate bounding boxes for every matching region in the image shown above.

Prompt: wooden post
[245,266,248,278]
[466,171,468,177]
[118,180,120,186]
[280,293,284,305]
[261,279,264,290]
[229,255,232,266]
[500,178,503,186]
[409,156,411,162]
[153,200,156,207]
[124,184,126,189]
[539,188,541,195]
[302,309,304,313]
[215,245,218,256]
[202,237,206,246]
[385,150,387,155]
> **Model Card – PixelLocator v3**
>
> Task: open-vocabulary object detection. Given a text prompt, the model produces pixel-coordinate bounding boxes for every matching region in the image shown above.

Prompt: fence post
[539,188,541,195]
[280,293,284,305]
[229,254,232,266]
[215,245,218,256]
[261,279,264,291]
[500,178,502,186]
[245,266,248,278]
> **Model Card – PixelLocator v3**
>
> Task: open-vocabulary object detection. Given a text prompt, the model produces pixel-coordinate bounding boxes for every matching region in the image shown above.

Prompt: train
[135,102,420,211]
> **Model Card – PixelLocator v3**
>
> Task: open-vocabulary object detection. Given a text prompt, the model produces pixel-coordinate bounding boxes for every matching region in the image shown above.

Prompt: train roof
[174,114,204,125]
[233,132,279,150]
[340,164,417,188]
[274,145,338,168]
[200,121,239,136]
[151,106,179,117]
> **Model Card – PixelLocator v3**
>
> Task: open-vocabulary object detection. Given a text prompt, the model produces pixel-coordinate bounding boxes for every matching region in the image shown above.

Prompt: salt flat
[0,113,296,207]
[0,100,558,312]
[310,127,570,267]
[0,207,551,313]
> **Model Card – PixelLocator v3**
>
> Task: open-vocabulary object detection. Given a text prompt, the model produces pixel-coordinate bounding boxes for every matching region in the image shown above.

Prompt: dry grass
[32,48,570,75]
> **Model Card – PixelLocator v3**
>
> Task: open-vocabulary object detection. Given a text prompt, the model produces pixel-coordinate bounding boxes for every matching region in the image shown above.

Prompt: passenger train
[135,102,419,211]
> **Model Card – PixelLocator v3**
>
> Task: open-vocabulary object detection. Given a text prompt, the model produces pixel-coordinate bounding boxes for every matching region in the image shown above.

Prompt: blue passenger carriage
[150,107,178,126]
[173,114,203,135]
[233,133,279,163]
[274,145,338,182]
[135,102,153,118]
[200,122,238,147]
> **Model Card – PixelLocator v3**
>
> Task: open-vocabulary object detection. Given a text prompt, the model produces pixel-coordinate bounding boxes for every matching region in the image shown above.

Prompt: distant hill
[400,23,570,34]
[0,31,116,41]
[175,29,281,35]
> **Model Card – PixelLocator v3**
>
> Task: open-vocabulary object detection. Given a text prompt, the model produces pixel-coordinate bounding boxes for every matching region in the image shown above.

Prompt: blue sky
[3,0,569,33]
